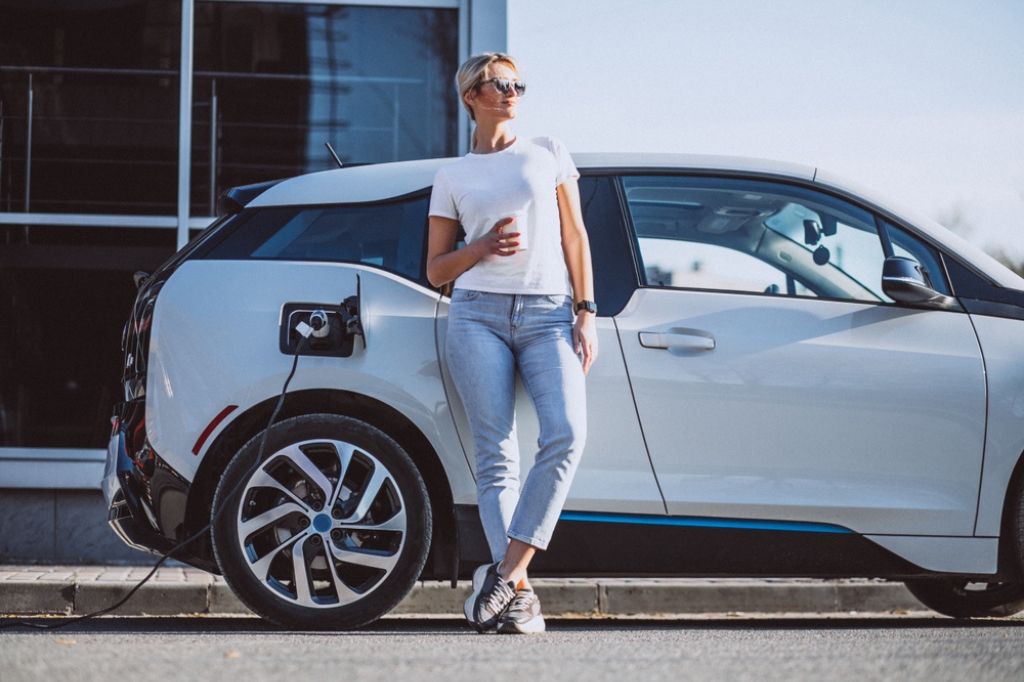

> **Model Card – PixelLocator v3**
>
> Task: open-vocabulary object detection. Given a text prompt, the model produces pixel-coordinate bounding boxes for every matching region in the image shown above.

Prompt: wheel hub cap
[312,513,332,533]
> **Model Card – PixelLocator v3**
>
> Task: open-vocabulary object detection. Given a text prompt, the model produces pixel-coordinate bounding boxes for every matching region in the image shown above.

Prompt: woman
[426,53,598,634]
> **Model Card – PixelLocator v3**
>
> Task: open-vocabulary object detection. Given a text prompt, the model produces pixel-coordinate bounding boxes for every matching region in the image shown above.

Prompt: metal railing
[0,64,426,217]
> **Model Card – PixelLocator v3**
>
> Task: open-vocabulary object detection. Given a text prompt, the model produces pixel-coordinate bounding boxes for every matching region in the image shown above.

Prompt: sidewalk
[0,564,931,618]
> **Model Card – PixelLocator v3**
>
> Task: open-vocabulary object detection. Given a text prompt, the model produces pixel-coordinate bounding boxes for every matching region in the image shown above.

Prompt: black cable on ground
[1,335,308,631]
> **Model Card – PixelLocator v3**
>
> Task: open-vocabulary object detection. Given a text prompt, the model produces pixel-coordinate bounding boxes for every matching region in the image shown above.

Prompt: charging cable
[1,325,314,631]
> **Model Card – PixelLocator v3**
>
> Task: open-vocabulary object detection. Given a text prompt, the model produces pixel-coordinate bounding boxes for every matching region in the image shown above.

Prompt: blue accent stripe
[558,511,853,534]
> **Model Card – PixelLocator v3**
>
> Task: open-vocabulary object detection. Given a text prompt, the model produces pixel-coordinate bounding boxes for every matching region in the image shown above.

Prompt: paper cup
[507,211,528,252]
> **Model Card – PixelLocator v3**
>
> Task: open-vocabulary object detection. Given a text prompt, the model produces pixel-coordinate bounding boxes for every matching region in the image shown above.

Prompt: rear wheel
[211,413,431,630]
[903,579,1024,618]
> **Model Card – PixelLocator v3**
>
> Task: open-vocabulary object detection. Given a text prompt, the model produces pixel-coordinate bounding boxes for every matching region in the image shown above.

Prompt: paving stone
[0,580,75,615]
[208,582,252,615]
[55,491,142,564]
[836,581,922,613]
[0,490,56,562]
[535,580,599,615]
[0,564,937,618]
[392,579,599,616]
[76,581,208,616]
[391,581,471,615]
[599,579,841,615]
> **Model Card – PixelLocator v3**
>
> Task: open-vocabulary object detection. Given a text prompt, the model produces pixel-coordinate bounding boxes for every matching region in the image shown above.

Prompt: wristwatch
[575,300,597,315]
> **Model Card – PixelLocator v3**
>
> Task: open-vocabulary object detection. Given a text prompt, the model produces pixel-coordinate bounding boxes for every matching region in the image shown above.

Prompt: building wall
[0,0,506,565]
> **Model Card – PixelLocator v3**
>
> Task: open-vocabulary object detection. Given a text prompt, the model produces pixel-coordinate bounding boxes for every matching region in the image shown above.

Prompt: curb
[1,576,927,618]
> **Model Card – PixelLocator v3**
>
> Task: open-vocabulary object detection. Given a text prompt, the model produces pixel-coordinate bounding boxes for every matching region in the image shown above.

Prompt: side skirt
[455,505,938,580]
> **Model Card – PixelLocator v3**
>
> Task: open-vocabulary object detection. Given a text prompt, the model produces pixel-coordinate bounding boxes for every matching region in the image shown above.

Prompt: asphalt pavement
[4,615,1024,682]
[0,563,933,618]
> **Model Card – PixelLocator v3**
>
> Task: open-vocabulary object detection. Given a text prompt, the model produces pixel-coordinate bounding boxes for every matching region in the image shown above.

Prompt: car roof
[247,153,1024,290]
[247,153,818,209]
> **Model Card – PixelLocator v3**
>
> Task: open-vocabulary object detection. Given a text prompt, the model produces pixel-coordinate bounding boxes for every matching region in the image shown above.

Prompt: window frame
[612,171,955,308]
[196,187,433,288]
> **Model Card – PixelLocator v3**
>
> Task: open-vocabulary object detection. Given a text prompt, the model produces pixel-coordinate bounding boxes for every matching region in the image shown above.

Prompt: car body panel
[145,260,476,501]
[614,287,987,536]
[248,158,452,207]
[864,535,998,574]
[573,152,816,181]
[436,304,667,513]
[970,313,1024,536]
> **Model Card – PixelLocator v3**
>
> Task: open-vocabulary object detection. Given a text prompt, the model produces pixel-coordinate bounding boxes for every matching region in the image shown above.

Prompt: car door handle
[639,331,716,351]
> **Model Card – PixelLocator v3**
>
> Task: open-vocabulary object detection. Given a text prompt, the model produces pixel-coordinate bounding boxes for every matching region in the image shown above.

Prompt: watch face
[577,300,597,313]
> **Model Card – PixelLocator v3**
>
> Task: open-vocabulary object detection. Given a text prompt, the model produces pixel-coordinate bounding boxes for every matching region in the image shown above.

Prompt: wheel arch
[997,446,1024,580]
[184,388,458,580]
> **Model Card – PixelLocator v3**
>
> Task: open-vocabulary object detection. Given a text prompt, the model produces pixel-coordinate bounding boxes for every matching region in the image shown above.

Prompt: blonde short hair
[456,52,521,121]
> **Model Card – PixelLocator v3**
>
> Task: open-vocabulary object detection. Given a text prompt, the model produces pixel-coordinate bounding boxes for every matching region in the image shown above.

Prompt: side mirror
[881,256,959,309]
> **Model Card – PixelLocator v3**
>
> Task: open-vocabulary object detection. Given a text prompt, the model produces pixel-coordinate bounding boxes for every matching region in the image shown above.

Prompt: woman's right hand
[426,215,520,287]
[471,217,520,258]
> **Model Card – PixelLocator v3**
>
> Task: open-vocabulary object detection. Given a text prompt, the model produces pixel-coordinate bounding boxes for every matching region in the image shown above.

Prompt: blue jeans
[446,290,587,561]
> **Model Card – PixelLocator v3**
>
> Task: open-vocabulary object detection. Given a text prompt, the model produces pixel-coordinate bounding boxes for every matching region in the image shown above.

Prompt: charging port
[280,302,361,357]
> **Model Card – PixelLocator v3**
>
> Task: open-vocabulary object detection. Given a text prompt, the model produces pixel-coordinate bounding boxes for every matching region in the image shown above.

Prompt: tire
[904,461,1024,619]
[903,579,1024,618]
[211,413,432,630]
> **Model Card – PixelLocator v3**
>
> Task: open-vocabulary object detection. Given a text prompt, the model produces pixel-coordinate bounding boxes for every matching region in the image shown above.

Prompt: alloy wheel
[235,438,407,608]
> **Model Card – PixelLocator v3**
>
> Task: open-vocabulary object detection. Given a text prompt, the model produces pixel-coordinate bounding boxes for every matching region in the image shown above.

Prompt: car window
[579,175,638,316]
[622,176,898,303]
[203,193,430,284]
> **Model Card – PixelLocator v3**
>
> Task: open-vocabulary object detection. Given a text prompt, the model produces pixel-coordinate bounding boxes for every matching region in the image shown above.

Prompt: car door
[438,174,665,515]
[614,174,986,536]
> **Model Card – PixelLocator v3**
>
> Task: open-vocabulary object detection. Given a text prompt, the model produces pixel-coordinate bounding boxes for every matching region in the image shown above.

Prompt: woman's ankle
[497,562,528,590]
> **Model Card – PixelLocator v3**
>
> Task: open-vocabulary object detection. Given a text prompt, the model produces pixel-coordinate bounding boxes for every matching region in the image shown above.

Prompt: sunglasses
[476,77,526,97]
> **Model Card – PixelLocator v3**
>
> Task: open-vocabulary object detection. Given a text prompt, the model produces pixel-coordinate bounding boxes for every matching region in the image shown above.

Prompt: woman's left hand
[573,312,598,375]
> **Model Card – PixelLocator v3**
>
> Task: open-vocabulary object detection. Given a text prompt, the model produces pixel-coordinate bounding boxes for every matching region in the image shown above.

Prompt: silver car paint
[970,313,1024,537]
[144,260,477,502]
[614,287,987,536]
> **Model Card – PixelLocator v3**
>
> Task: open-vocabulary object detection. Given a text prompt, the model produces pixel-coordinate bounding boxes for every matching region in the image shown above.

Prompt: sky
[507,0,1024,261]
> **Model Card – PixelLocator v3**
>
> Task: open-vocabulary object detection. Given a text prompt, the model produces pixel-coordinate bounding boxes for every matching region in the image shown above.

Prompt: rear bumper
[104,398,217,572]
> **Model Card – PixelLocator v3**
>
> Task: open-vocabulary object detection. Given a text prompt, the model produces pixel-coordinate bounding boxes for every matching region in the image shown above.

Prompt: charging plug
[309,309,331,338]
[294,321,314,339]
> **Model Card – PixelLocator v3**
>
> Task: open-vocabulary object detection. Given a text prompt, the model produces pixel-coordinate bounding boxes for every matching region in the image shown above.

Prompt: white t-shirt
[428,136,579,295]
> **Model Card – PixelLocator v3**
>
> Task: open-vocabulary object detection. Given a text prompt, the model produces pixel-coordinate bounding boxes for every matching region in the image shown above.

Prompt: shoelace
[507,591,533,612]
[483,580,516,614]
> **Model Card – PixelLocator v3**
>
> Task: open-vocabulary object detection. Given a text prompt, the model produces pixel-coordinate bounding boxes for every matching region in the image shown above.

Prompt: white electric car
[104,153,1024,629]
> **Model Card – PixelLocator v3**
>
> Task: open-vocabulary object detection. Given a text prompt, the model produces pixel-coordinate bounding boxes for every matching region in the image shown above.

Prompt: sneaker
[497,588,545,634]
[463,562,516,633]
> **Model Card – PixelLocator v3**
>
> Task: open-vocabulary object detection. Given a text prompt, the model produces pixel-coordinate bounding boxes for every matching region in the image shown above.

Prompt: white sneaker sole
[463,563,494,630]
[498,612,546,634]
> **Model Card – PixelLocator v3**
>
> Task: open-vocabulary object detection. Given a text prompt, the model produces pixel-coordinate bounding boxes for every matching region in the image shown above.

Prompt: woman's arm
[557,177,598,375]
[426,216,520,288]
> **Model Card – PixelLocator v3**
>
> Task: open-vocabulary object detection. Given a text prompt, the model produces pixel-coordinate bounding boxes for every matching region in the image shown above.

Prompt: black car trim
[216,178,286,217]
[959,298,1024,322]
[559,510,853,534]
[454,504,946,579]
[944,256,1024,321]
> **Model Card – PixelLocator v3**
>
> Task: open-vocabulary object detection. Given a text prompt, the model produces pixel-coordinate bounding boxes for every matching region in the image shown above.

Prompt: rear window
[203,193,430,285]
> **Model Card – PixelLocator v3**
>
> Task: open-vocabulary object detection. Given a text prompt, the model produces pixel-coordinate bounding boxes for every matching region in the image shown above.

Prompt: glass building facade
[0,0,486,461]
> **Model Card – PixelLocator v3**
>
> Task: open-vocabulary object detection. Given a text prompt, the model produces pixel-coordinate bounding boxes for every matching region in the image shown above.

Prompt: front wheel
[903,579,1024,618]
[211,414,432,630]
